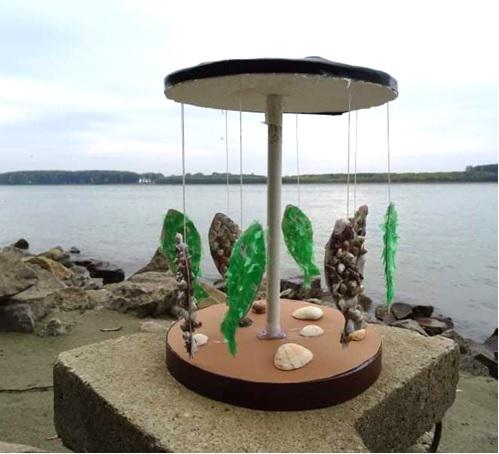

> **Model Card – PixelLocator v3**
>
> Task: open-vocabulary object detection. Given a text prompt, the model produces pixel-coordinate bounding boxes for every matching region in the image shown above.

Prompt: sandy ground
[0,309,497,453]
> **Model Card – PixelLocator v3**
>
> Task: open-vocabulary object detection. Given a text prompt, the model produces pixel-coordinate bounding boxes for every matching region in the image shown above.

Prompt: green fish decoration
[221,221,266,355]
[160,209,208,301]
[381,203,398,306]
[282,204,320,287]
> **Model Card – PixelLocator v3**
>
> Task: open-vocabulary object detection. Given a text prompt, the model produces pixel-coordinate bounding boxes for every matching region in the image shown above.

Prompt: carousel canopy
[164,57,398,114]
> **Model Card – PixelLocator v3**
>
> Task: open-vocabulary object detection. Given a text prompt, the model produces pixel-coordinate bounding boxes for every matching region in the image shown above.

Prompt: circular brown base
[166,299,381,411]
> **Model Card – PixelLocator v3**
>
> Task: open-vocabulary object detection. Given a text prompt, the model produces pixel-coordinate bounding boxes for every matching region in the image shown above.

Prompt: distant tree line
[0,165,496,185]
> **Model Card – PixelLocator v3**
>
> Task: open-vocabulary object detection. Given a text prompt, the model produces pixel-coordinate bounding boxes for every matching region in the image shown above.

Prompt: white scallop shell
[292,306,324,321]
[299,324,324,337]
[273,343,313,371]
[193,333,209,346]
[348,329,367,341]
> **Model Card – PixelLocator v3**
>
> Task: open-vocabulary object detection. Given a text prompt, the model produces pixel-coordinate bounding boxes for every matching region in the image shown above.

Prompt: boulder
[39,246,70,263]
[389,319,428,337]
[412,304,434,318]
[12,238,29,250]
[24,256,73,280]
[132,248,169,275]
[39,317,74,337]
[140,319,173,333]
[74,259,125,284]
[483,328,498,359]
[197,280,227,309]
[9,267,67,319]
[415,317,449,336]
[105,272,177,317]
[0,252,37,302]
[69,246,81,254]
[280,275,323,300]
[0,303,35,332]
[0,441,45,453]
[390,302,413,320]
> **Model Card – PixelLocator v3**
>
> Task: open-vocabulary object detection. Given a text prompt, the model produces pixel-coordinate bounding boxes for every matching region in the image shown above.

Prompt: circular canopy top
[164,57,398,114]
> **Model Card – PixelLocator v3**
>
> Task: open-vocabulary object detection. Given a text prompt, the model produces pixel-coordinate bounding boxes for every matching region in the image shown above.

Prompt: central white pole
[259,94,285,339]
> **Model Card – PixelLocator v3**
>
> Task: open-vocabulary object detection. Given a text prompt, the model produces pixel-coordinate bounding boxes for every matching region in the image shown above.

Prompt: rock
[208,212,241,278]
[39,318,73,337]
[39,246,69,263]
[193,333,208,346]
[74,259,125,284]
[273,343,313,371]
[140,320,173,333]
[292,306,323,321]
[483,328,498,359]
[280,275,323,300]
[69,246,81,254]
[349,328,367,341]
[9,267,67,319]
[0,252,37,302]
[375,304,389,321]
[389,319,428,337]
[105,272,177,317]
[299,324,324,337]
[12,238,29,250]
[412,304,434,318]
[252,300,266,314]
[24,256,73,280]
[415,317,449,336]
[390,301,413,320]
[238,316,253,327]
[432,314,454,330]
[0,303,35,332]
[133,248,169,275]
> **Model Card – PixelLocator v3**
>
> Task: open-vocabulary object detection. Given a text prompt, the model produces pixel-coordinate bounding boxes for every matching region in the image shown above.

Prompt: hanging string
[353,110,358,210]
[295,114,301,206]
[346,81,352,218]
[239,95,244,228]
[225,109,230,214]
[181,103,187,241]
[386,102,392,203]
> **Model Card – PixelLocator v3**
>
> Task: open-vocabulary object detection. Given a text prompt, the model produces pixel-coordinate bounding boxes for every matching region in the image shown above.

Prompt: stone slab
[53,325,459,452]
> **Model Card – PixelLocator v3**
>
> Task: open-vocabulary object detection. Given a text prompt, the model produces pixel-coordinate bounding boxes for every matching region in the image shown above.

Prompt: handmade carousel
[162,57,398,411]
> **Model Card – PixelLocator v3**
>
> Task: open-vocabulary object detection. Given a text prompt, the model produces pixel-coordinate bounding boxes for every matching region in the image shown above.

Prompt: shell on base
[348,329,367,341]
[292,306,324,321]
[193,333,209,346]
[273,343,313,371]
[299,324,324,337]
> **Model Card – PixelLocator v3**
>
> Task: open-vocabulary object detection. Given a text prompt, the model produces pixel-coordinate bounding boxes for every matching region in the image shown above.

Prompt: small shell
[292,306,324,321]
[337,263,346,273]
[299,325,324,337]
[348,329,367,341]
[273,343,313,371]
[193,333,209,346]
[252,300,266,314]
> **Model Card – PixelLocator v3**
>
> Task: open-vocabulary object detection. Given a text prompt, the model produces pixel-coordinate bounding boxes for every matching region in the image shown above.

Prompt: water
[0,183,496,341]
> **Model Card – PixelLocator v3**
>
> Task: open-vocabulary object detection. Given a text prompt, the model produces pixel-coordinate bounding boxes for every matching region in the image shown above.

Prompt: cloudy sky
[0,0,497,176]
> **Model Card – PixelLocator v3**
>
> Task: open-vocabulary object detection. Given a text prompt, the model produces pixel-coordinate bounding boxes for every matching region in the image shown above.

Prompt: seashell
[292,306,323,321]
[273,343,313,371]
[348,329,366,341]
[337,263,346,273]
[299,325,324,337]
[252,300,266,314]
[193,333,209,346]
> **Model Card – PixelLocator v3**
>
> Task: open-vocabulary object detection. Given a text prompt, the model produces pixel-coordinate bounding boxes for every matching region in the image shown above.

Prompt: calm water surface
[0,183,496,341]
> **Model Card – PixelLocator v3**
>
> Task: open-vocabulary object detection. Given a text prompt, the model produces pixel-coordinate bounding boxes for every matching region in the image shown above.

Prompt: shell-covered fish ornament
[173,233,200,358]
[160,209,208,301]
[220,221,266,355]
[208,212,241,278]
[324,205,369,344]
[282,204,320,287]
[381,202,398,307]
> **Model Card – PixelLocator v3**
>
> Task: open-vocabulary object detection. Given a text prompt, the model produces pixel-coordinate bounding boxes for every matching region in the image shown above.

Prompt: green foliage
[160,209,208,301]
[281,204,320,287]
[381,203,398,306]
[221,222,266,355]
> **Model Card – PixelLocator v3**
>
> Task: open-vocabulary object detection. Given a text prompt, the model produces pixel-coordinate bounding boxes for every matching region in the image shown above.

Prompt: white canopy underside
[165,73,397,113]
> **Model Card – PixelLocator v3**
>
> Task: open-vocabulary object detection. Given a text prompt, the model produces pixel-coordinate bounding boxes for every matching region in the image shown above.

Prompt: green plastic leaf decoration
[221,221,266,355]
[160,209,208,300]
[282,204,320,287]
[381,203,398,307]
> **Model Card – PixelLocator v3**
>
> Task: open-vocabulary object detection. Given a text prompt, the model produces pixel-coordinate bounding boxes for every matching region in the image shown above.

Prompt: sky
[0,0,497,176]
